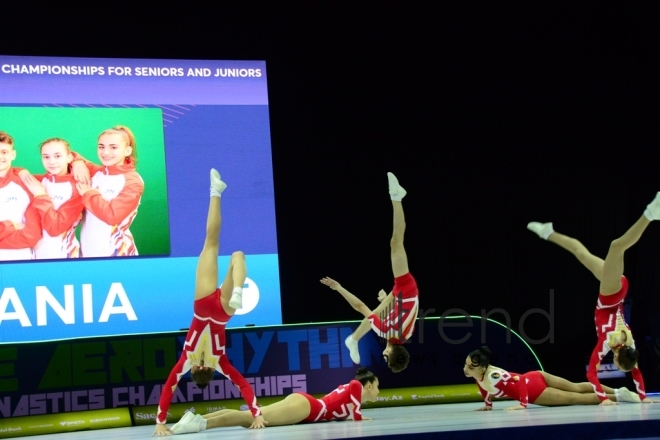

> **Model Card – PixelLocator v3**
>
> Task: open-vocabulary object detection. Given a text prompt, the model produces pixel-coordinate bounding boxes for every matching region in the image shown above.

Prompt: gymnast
[321,172,419,373]
[169,367,380,433]
[527,191,660,404]
[464,346,641,410]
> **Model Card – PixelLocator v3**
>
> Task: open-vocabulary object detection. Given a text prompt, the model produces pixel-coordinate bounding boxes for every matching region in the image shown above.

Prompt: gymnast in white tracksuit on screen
[71,126,144,257]
[19,138,84,259]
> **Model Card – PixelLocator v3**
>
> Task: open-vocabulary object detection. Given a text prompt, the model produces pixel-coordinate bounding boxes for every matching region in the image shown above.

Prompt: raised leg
[388,173,409,278]
[194,170,226,300]
[220,251,247,313]
[600,214,651,295]
[547,232,605,282]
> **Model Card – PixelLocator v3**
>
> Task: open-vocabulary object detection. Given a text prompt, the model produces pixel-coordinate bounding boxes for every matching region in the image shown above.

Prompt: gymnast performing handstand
[527,192,660,405]
[321,172,419,373]
[464,346,641,410]
[169,367,380,434]
[152,170,264,436]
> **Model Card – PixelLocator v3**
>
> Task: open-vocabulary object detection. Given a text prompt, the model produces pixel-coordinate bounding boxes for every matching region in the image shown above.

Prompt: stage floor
[26,400,660,440]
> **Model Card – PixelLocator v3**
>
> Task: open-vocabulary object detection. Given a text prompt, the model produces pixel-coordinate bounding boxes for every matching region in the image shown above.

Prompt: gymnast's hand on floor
[504,405,526,411]
[642,398,660,403]
[249,415,268,429]
[320,277,341,290]
[474,406,492,411]
[599,399,619,406]
[151,424,172,436]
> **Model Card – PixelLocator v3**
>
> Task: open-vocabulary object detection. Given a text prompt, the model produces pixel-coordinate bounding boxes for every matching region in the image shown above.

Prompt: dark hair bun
[356,367,369,376]
[478,346,492,357]
[627,347,640,361]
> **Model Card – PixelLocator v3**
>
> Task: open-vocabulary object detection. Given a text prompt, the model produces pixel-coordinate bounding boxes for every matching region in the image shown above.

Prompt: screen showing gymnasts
[0,55,281,343]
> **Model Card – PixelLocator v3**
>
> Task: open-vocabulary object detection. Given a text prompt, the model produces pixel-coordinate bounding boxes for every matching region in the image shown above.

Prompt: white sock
[527,222,554,240]
[229,286,243,309]
[210,168,227,198]
[644,191,660,221]
[345,335,361,364]
[387,172,407,201]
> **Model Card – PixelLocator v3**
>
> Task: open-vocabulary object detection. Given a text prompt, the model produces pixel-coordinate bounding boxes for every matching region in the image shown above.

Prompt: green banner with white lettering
[0,408,130,438]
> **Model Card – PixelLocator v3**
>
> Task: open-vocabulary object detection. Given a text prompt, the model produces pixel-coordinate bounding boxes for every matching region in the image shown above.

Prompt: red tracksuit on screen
[73,153,144,257]
[27,173,84,259]
[0,169,48,260]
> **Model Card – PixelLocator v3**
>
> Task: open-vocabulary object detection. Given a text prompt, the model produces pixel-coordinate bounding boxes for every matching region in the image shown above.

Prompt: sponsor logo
[28,424,54,429]
[0,427,22,433]
[375,395,403,402]
[410,393,445,400]
[59,420,86,426]
[90,417,120,423]
[135,412,165,420]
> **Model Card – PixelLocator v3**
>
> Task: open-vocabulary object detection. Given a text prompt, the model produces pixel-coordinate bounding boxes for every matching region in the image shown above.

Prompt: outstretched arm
[629,366,659,402]
[155,355,190,427]
[503,375,528,411]
[474,382,493,411]
[586,342,617,405]
[349,380,364,421]
[218,357,265,428]
[321,277,372,318]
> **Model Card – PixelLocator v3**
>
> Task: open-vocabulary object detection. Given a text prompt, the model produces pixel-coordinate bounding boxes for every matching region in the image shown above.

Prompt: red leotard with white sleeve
[475,367,547,408]
[156,289,261,425]
[587,276,646,401]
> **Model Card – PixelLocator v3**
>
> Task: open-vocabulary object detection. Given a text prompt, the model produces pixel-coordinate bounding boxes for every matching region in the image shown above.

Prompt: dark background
[4,2,660,390]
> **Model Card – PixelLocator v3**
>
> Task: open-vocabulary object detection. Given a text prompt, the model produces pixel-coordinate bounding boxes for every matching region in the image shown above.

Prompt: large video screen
[0,55,281,343]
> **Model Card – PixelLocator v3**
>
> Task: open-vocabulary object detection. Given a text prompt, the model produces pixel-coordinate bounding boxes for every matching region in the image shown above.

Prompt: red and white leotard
[475,366,547,408]
[298,380,364,422]
[0,168,48,260]
[587,276,646,401]
[368,272,419,344]
[77,159,144,257]
[156,289,261,424]
[30,173,83,259]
